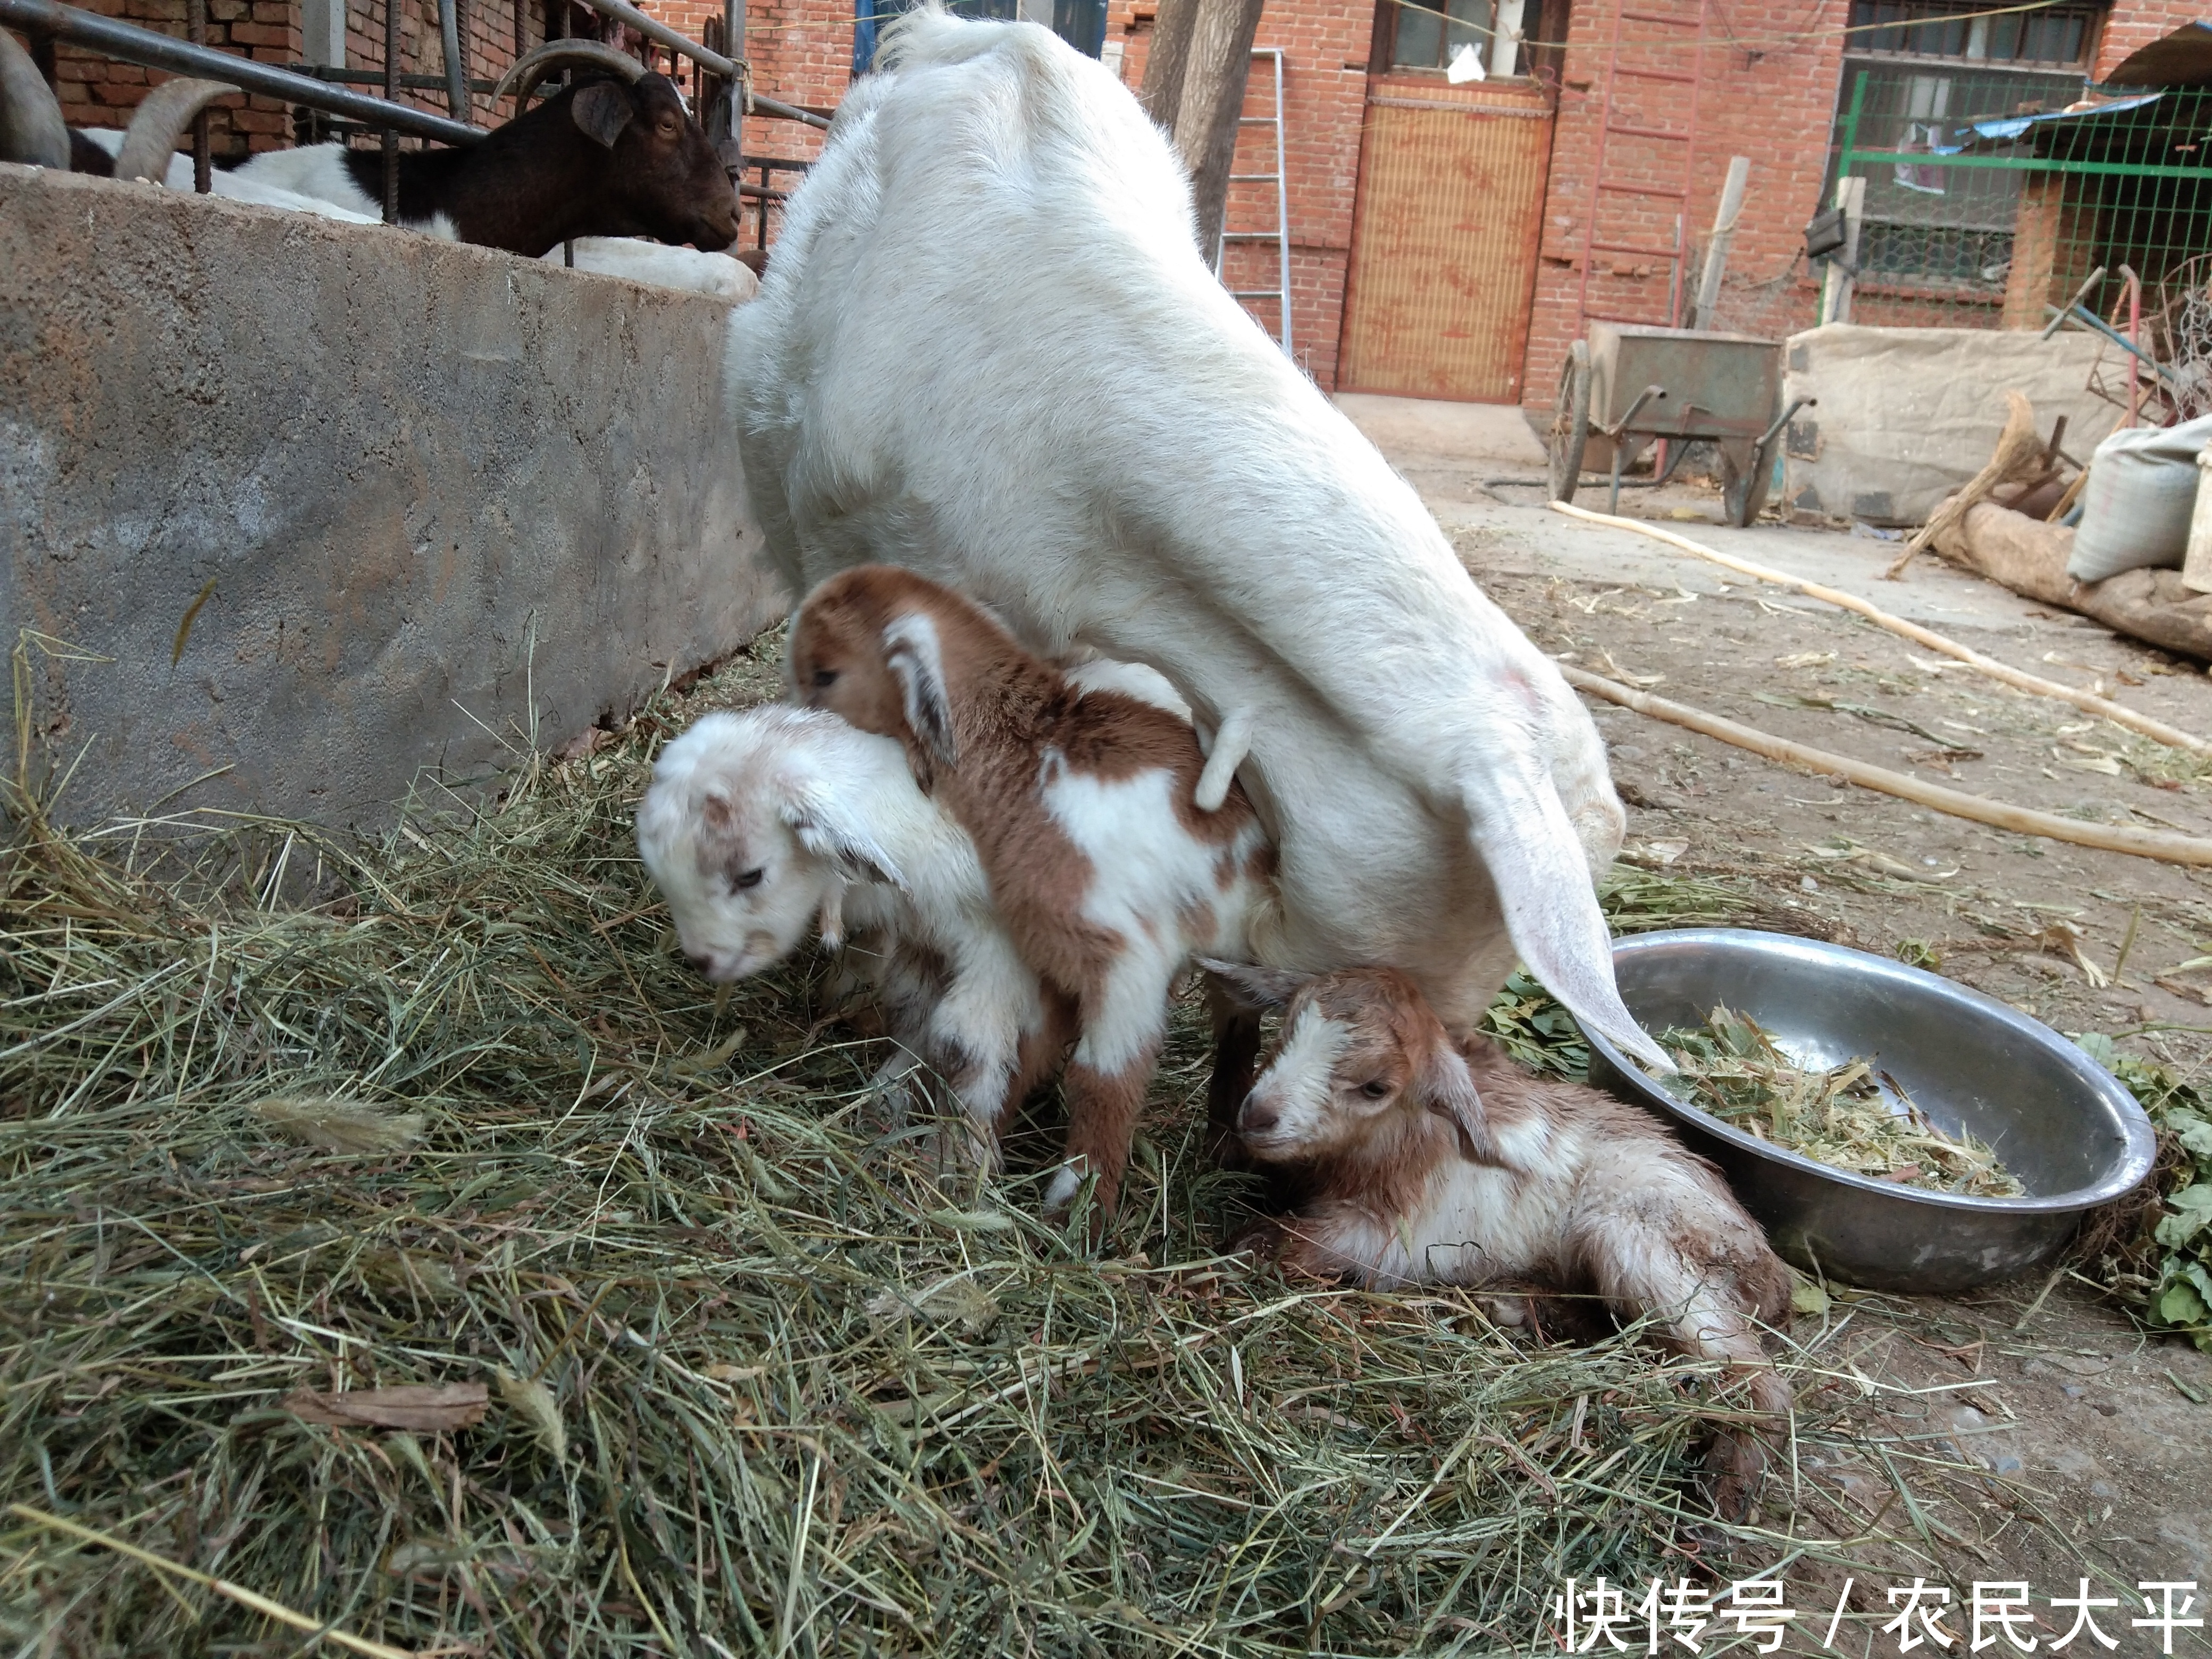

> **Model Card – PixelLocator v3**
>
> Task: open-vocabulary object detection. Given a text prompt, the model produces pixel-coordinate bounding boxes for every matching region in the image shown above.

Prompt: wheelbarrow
[1547,323,1812,527]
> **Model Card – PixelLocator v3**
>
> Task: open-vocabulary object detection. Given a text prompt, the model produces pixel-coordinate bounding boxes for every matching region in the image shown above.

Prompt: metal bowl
[1579,929,2157,1294]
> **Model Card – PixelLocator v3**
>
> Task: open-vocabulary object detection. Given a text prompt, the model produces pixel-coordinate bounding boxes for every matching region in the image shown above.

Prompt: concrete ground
[1334,390,2212,1620]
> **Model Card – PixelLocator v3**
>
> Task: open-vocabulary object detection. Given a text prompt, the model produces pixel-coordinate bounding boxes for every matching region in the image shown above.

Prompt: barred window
[855,0,1107,73]
[1828,2,2105,300]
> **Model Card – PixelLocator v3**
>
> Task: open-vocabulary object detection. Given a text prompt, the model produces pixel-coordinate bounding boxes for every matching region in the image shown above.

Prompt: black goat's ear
[572,81,635,148]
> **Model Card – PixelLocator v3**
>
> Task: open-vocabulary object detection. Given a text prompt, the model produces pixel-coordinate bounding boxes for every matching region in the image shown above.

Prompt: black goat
[229,40,740,255]
[4,36,739,257]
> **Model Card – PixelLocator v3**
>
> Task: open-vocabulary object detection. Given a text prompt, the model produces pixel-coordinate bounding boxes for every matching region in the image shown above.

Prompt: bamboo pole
[1560,665,2212,867]
[1548,499,2212,756]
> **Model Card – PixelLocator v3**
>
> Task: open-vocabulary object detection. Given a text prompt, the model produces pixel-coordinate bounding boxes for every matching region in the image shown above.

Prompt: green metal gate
[1828,68,2212,418]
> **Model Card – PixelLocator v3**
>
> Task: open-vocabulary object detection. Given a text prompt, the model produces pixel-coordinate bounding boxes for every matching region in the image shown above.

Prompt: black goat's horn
[112,77,240,184]
[491,40,646,114]
[1,26,70,169]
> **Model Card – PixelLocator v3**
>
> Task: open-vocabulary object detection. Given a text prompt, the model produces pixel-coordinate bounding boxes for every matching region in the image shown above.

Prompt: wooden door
[1338,86,1554,403]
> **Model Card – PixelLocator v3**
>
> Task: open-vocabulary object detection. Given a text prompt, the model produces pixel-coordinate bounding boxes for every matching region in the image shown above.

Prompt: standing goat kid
[791,565,1277,1223]
[636,705,1064,1160]
[1212,962,1793,1516]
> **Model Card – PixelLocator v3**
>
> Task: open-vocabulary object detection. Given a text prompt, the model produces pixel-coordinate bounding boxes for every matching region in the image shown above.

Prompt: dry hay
[0,647,2000,1656]
[1653,1008,2024,1200]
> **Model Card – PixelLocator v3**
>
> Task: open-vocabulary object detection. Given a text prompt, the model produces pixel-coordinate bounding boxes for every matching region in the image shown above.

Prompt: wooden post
[1683,155,1748,332]
[1175,0,1265,263]
[1820,173,1865,326]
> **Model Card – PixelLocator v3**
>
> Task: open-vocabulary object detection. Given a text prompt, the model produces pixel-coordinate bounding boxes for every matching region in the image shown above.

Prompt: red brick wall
[658,0,843,171]
[2091,0,2193,79]
[43,0,2200,395]
[1111,0,1373,386]
[1521,0,1851,410]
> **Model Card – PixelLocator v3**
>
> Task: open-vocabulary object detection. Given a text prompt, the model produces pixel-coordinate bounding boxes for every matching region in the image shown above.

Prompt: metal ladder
[1571,0,1711,333]
[1216,46,1294,361]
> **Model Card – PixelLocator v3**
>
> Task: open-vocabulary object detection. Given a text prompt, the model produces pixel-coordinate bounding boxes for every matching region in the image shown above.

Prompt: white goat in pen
[726,10,1665,1069]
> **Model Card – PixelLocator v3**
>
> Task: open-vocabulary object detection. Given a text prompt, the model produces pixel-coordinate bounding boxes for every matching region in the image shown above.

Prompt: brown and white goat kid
[1212,962,1794,1515]
[791,565,1277,1222]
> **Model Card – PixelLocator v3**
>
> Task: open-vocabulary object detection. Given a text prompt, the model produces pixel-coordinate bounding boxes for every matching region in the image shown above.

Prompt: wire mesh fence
[1826,66,2212,387]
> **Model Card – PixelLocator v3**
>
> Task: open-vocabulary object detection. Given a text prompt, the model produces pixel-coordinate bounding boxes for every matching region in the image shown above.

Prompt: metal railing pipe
[0,0,486,145]
[437,0,468,121]
[564,0,828,127]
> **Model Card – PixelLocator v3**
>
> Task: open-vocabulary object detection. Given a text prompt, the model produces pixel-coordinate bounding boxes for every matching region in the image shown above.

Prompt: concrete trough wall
[0,163,783,830]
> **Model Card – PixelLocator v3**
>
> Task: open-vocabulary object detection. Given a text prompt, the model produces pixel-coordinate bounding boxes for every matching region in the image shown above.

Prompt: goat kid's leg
[1203,982,1264,1170]
[925,988,1026,1172]
[1573,1209,1791,1519]
[1045,954,1175,1230]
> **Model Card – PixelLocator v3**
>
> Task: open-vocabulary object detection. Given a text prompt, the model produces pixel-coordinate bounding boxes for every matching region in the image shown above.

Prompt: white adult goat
[727,10,1664,1068]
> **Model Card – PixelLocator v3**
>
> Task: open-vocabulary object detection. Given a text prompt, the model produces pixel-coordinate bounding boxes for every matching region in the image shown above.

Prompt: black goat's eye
[1359,1080,1391,1100]
[734,867,765,890]
[811,668,839,688]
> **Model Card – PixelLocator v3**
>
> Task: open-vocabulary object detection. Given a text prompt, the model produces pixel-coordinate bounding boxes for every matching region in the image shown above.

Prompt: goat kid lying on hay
[727,6,1668,1078]
[1208,960,1796,1519]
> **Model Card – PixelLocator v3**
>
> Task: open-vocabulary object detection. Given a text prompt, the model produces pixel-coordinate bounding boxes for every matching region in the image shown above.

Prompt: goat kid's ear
[571,81,635,148]
[781,787,907,891]
[882,613,959,772]
[1197,958,1312,1010]
[1418,1042,1500,1165]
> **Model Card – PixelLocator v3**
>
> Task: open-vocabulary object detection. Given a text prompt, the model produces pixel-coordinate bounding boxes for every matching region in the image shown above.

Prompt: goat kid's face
[578,73,739,252]
[636,723,899,983]
[1217,966,1492,1166]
